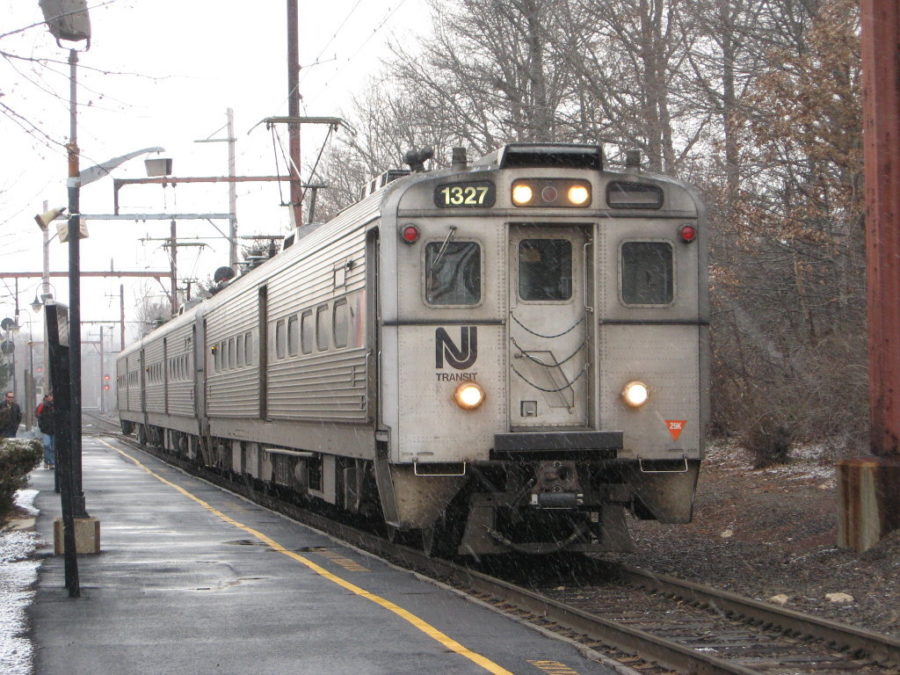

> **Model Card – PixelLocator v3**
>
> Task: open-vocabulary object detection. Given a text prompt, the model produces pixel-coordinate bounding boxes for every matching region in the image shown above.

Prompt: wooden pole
[837,0,900,551]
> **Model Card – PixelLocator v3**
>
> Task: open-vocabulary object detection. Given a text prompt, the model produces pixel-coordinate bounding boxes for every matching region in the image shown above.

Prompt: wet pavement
[27,437,618,674]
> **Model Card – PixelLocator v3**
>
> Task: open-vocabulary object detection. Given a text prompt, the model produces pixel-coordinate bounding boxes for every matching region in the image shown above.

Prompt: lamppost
[38,0,93,598]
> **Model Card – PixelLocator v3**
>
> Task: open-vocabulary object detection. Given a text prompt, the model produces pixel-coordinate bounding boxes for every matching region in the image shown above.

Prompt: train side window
[275,319,286,359]
[301,310,313,354]
[316,305,329,351]
[244,331,253,366]
[236,335,244,368]
[425,241,481,305]
[333,299,349,349]
[621,241,673,305]
[287,314,299,355]
[518,239,572,301]
[228,338,235,369]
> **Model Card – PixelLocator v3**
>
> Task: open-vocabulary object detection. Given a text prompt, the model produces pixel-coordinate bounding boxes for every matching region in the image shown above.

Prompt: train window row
[421,238,675,307]
[273,295,357,360]
[167,353,192,382]
[146,362,164,384]
[212,331,254,373]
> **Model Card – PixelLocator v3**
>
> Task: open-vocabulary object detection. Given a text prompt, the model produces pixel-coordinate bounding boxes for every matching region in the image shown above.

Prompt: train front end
[377,144,708,555]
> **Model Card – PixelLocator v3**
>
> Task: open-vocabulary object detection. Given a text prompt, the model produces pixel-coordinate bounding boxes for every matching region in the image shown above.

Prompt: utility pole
[169,219,177,313]
[837,0,900,552]
[140,231,206,315]
[287,0,303,228]
[227,109,238,268]
[120,284,125,350]
[99,326,104,413]
[194,109,239,269]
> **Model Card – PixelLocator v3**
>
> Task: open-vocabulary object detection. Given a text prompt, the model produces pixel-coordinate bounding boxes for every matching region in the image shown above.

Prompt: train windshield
[425,241,481,305]
[518,239,572,301]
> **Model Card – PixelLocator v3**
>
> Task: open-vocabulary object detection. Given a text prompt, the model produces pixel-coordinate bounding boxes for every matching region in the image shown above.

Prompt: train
[116,143,709,556]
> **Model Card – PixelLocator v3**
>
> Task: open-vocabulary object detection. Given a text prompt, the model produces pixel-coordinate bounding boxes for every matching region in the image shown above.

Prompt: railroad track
[86,419,900,674]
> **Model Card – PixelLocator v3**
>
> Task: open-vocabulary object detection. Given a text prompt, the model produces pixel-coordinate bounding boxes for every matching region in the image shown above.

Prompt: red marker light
[679,224,697,243]
[401,225,420,244]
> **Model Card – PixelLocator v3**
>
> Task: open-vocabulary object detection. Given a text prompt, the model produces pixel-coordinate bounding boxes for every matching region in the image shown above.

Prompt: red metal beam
[0,271,169,279]
[862,0,900,456]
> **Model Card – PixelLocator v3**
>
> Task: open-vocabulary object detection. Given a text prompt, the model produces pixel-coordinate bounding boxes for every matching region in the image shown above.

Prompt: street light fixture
[144,157,173,176]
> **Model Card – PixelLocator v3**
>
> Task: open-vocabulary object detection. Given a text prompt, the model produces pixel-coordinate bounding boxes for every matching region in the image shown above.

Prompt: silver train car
[117,143,708,556]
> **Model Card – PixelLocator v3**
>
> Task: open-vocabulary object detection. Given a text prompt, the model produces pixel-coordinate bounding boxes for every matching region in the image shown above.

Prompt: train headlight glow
[511,183,534,206]
[453,381,486,410]
[567,184,590,206]
[621,381,650,408]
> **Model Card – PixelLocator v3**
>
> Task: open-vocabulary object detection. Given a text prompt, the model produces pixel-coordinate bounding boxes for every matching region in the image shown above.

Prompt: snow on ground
[0,489,40,675]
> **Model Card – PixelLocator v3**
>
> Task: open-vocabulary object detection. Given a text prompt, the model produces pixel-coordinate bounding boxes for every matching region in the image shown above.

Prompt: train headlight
[511,183,534,206]
[453,381,486,410]
[621,380,650,408]
[567,184,590,206]
[512,179,591,207]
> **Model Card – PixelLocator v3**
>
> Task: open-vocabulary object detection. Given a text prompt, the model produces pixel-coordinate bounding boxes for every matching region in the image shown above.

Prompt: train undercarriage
[124,419,699,558]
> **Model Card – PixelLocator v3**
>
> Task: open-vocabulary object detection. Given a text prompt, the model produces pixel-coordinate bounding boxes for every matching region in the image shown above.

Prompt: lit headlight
[567,184,590,206]
[621,380,650,408]
[454,382,486,410]
[511,183,534,206]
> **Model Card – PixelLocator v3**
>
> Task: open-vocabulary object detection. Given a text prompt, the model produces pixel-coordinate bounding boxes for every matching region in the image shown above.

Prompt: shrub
[0,438,42,523]
[741,413,793,469]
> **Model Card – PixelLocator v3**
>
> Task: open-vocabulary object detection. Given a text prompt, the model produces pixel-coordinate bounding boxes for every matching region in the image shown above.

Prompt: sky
[0,0,428,348]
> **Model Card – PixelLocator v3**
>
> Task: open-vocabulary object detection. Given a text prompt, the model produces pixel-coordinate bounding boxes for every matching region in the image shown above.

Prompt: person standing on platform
[36,393,55,468]
[0,391,22,438]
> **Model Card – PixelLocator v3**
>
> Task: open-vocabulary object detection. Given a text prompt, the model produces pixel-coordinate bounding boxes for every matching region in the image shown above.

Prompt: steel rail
[609,563,900,668]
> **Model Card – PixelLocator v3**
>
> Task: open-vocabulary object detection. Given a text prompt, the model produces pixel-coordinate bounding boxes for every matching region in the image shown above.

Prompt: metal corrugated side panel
[166,324,195,416]
[205,285,258,418]
[268,348,368,421]
[143,340,164,413]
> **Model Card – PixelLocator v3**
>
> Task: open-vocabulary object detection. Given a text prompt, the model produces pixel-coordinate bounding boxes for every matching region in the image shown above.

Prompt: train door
[508,224,592,429]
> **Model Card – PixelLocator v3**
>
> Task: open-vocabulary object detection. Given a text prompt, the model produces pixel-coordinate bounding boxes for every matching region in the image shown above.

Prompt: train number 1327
[434,181,496,208]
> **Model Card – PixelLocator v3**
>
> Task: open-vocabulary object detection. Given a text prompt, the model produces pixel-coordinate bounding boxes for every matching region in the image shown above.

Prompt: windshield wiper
[430,225,458,269]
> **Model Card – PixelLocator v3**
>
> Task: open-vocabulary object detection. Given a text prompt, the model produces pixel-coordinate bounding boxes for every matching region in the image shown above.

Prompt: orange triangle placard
[665,420,687,441]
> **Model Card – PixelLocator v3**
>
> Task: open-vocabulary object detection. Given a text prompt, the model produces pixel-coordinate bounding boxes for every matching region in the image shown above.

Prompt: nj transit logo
[435,326,477,369]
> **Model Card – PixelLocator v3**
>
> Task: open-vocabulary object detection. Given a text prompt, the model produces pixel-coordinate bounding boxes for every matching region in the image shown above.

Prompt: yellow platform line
[99,440,512,675]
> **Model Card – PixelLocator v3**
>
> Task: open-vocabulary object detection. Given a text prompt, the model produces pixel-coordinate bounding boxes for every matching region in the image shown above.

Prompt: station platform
[28,437,618,674]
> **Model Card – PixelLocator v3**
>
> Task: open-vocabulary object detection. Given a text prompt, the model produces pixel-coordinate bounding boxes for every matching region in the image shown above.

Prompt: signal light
[103,374,111,381]
[103,385,110,391]
[679,224,697,243]
[401,224,420,244]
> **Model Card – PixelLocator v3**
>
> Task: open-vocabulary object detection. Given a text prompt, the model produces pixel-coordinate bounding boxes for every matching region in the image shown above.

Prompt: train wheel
[421,526,445,558]
[386,524,402,544]
[421,516,460,558]
[386,524,420,548]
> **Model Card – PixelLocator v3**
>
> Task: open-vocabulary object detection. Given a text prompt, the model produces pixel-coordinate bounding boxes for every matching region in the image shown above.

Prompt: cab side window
[425,241,481,306]
[621,242,673,305]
